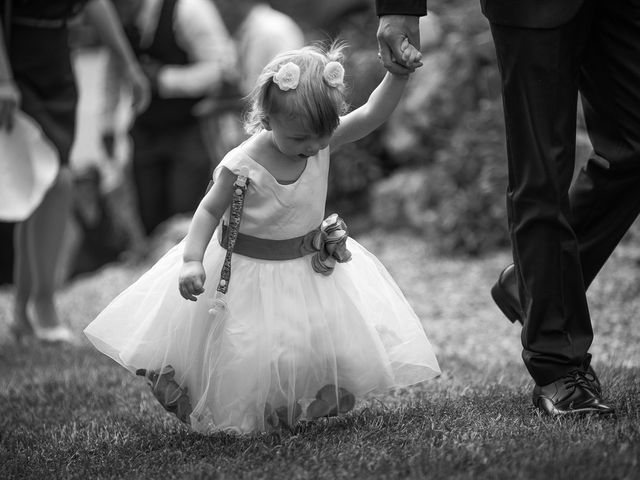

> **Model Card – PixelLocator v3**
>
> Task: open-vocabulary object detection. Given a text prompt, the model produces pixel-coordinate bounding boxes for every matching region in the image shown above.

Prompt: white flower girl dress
[84,144,440,434]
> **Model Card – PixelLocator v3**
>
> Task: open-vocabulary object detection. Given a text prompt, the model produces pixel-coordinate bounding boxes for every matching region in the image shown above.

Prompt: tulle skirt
[84,233,440,434]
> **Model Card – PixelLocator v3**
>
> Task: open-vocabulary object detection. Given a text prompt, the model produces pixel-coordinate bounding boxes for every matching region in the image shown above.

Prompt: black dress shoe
[490,264,523,324]
[583,365,602,397]
[532,370,614,416]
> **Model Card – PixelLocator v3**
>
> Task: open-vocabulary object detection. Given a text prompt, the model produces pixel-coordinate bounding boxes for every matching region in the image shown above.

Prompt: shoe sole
[536,398,616,417]
[490,281,522,325]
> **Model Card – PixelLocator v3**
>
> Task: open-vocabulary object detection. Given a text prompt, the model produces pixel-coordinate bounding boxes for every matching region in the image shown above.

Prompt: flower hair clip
[323,61,344,88]
[273,62,300,91]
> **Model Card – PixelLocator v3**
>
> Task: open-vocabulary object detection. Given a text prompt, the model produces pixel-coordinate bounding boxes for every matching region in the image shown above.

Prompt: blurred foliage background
[69,0,602,259]
[266,0,602,257]
[3,1,638,287]
[276,0,513,256]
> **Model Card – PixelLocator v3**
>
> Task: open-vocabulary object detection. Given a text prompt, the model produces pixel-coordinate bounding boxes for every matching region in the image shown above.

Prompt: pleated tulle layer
[84,236,440,434]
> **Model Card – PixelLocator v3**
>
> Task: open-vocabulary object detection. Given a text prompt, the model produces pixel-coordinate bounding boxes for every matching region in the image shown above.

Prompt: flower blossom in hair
[323,61,345,88]
[273,62,300,91]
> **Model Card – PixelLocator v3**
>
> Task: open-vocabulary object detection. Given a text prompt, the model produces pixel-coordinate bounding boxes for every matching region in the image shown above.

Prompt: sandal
[33,325,79,345]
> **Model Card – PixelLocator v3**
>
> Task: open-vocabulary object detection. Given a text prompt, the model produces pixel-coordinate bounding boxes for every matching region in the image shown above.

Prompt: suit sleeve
[375,0,427,16]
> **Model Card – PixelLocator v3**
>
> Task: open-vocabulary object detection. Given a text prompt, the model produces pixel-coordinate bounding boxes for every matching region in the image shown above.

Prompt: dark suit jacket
[375,0,426,17]
[375,0,584,29]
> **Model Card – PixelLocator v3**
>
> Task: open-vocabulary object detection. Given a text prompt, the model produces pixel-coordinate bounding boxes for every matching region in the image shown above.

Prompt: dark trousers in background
[0,223,14,285]
[490,0,640,385]
[131,120,213,235]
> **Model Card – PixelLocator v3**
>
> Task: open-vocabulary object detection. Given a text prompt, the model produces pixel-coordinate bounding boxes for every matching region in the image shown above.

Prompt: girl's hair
[244,41,350,136]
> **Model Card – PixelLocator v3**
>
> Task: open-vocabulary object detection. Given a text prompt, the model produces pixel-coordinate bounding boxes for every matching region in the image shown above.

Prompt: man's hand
[179,260,206,301]
[376,15,422,75]
[0,81,21,131]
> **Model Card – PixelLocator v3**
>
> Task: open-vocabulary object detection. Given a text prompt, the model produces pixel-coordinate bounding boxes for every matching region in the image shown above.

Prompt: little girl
[85,41,440,434]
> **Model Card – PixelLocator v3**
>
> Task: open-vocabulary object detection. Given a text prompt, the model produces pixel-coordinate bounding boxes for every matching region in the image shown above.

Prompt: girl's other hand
[179,261,206,301]
[0,80,21,131]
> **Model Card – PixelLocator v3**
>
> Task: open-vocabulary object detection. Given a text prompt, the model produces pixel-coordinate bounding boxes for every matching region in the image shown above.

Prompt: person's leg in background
[0,223,14,286]
[8,32,79,343]
[12,221,32,341]
[13,167,74,342]
[489,1,612,414]
[167,123,214,220]
[131,127,169,236]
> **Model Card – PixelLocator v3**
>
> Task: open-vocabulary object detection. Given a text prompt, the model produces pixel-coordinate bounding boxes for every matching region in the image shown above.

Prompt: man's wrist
[375,0,426,17]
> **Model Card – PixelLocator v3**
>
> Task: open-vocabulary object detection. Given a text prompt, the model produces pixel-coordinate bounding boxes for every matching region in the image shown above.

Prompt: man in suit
[376,0,640,416]
[108,0,236,235]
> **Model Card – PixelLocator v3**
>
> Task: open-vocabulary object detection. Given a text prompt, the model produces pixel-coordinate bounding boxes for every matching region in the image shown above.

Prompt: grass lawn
[1,231,639,479]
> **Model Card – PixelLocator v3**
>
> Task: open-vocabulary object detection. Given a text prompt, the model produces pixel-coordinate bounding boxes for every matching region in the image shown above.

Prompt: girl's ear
[261,116,272,131]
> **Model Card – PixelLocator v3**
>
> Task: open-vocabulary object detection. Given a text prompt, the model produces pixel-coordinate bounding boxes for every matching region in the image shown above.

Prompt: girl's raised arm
[331,39,421,150]
[330,71,409,150]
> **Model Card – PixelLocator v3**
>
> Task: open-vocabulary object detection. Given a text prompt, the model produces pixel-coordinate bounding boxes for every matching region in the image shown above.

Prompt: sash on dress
[219,214,352,275]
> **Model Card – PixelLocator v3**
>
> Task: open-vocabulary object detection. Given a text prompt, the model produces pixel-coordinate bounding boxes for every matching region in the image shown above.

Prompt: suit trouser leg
[490,3,596,385]
[571,1,640,289]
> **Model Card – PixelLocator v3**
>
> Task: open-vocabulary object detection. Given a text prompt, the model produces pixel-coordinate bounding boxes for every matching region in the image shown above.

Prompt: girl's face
[266,113,332,161]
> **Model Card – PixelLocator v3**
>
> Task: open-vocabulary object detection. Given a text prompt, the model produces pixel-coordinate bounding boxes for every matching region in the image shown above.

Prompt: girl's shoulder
[216,143,256,176]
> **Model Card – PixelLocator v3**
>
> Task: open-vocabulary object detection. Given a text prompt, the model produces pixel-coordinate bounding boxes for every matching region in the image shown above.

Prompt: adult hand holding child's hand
[376,14,422,75]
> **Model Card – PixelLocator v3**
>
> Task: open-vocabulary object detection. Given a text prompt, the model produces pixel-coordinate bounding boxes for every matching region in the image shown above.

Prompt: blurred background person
[201,0,304,163]
[106,0,236,236]
[219,0,304,97]
[0,0,149,344]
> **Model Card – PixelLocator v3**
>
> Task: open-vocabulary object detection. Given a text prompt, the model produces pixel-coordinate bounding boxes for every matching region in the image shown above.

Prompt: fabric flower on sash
[304,213,352,276]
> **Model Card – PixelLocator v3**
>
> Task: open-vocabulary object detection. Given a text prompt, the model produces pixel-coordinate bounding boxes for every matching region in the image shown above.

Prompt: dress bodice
[213,144,329,240]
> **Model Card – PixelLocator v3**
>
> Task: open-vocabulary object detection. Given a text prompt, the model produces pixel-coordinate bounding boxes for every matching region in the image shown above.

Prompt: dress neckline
[239,144,311,186]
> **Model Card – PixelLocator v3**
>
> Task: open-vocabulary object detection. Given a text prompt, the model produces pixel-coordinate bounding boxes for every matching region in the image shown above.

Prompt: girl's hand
[179,261,206,301]
[399,37,422,71]
[0,80,21,131]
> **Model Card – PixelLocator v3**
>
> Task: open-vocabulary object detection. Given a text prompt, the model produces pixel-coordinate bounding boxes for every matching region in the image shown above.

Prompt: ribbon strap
[216,167,249,294]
